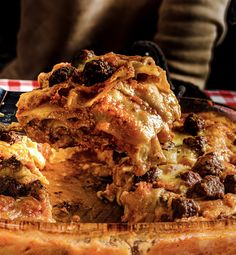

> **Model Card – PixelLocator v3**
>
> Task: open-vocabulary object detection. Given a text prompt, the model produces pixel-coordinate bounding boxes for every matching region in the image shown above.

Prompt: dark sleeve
[154,0,230,89]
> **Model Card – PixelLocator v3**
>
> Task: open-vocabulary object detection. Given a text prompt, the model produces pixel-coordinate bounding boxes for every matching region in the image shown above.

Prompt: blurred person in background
[0,0,232,90]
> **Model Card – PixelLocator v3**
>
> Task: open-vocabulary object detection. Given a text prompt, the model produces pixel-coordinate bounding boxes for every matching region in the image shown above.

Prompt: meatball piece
[180,171,202,187]
[0,176,26,198]
[224,174,236,194]
[49,66,77,86]
[0,130,20,144]
[183,136,207,156]
[183,113,205,135]
[134,168,160,184]
[82,60,116,86]
[193,152,224,177]
[194,175,224,199]
[71,49,95,67]
[0,156,22,171]
[172,197,199,219]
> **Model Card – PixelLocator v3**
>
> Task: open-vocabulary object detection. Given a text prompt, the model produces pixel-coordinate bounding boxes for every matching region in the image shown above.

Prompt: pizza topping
[193,175,225,199]
[82,59,116,86]
[112,151,128,164]
[133,168,160,184]
[180,171,202,187]
[0,176,44,200]
[49,126,73,146]
[183,136,207,155]
[72,49,95,67]
[193,152,224,177]
[224,174,236,194]
[183,113,205,135]
[0,176,26,198]
[171,197,199,219]
[0,130,20,144]
[0,156,22,172]
[49,66,77,86]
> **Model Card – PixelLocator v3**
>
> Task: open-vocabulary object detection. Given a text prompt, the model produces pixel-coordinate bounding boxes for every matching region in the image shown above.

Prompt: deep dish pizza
[13,51,236,225]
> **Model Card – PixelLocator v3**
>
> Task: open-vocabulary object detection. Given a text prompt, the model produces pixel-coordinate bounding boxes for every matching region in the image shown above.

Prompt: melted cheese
[0,136,48,185]
[16,52,181,176]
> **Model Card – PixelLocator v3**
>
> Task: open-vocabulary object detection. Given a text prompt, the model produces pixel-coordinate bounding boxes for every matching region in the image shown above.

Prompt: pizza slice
[0,124,53,222]
[16,50,180,176]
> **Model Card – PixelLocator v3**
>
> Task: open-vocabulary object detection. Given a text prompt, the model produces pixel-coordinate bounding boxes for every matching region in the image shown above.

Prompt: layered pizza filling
[0,125,53,222]
[16,51,180,176]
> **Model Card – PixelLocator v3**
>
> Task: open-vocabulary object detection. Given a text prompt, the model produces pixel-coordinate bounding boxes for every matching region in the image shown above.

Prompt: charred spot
[49,66,77,86]
[193,152,224,177]
[234,139,236,146]
[193,175,225,199]
[183,136,207,155]
[180,171,202,187]
[82,60,116,86]
[0,130,20,144]
[134,168,159,184]
[0,176,26,197]
[224,174,236,194]
[0,156,22,171]
[183,113,205,135]
[171,197,199,219]
[71,49,95,67]
[112,151,127,164]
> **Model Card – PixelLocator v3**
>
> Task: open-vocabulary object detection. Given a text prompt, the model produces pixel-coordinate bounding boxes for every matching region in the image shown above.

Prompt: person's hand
[128,40,210,100]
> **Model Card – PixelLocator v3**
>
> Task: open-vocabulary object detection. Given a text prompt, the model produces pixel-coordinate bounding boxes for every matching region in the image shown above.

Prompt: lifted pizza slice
[16,50,180,176]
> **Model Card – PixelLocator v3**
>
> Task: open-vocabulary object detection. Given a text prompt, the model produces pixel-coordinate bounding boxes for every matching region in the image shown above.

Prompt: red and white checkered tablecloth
[204,90,236,109]
[0,79,39,92]
[0,79,236,109]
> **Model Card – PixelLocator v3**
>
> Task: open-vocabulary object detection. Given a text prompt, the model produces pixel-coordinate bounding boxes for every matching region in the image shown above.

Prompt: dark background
[206,0,236,90]
[0,0,235,91]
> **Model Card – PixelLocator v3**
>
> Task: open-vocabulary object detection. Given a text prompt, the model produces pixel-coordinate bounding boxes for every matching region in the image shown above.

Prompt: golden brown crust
[1,221,236,254]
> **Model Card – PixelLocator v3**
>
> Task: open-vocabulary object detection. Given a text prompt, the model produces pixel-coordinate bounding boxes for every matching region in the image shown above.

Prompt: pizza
[14,50,236,226]
[0,50,235,254]
[16,50,180,177]
[0,124,53,222]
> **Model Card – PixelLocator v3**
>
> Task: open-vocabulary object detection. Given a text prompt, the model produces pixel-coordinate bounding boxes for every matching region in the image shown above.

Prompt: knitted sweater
[0,0,230,88]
